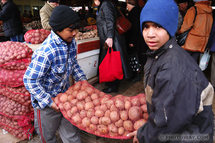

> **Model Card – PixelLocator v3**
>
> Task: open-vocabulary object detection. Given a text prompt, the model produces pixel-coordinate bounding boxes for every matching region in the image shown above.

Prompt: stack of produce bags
[24,29,50,44]
[54,80,148,140]
[0,41,34,140]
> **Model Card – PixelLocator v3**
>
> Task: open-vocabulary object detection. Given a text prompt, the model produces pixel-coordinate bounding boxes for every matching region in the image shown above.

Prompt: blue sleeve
[23,51,53,109]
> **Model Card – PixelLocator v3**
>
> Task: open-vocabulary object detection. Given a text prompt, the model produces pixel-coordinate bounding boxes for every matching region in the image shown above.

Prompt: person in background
[126,0,148,81]
[208,9,215,89]
[177,0,190,17]
[40,0,59,30]
[178,0,213,63]
[23,5,86,143]
[0,0,23,42]
[94,0,132,93]
[127,0,214,142]
[175,0,190,29]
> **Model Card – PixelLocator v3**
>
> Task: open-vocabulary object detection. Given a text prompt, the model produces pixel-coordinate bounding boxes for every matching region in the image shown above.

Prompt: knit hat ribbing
[140,0,179,37]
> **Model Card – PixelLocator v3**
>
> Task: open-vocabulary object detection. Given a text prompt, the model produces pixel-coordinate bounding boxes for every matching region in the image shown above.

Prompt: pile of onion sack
[24,29,50,44]
[0,41,34,140]
[54,81,148,139]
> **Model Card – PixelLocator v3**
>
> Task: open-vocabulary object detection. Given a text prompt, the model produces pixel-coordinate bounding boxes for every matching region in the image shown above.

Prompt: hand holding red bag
[99,47,123,83]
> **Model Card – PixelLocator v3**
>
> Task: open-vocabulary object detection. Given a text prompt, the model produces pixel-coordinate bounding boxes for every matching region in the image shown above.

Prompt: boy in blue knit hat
[127,0,214,142]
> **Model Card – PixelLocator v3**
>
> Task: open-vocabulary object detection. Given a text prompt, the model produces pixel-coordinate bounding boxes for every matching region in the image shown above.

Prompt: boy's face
[57,25,79,43]
[142,22,170,50]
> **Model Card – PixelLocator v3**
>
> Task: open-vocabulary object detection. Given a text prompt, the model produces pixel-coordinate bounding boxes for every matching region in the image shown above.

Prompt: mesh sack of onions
[24,29,50,44]
[0,68,26,87]
[0,85,31,106]
[0,41,33,70]
[53,81,148,140]
[0,114,34,140]
[0,95,33,117]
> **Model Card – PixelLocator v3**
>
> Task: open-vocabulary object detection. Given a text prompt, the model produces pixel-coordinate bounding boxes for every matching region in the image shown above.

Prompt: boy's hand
[51,102,60,112]
[127,131,139,143]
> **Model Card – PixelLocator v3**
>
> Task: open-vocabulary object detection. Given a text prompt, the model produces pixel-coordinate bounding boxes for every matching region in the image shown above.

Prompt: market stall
[25,36,100,81]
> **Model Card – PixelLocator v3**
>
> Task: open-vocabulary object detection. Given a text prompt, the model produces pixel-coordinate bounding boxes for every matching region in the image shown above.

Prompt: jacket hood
[195,1,212,14]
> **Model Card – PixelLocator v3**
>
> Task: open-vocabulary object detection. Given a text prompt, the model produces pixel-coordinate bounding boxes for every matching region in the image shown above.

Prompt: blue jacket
[0,0,23,37]
[137,37,214,143]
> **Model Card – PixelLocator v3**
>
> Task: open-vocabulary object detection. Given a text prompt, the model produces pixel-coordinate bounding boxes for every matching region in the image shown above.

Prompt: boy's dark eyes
[143,23,162,29]
[143,24,149,29]
[156,24,162,28]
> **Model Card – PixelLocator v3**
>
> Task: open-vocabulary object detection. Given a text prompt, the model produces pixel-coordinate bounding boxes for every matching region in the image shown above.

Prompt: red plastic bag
[99,48,123,83]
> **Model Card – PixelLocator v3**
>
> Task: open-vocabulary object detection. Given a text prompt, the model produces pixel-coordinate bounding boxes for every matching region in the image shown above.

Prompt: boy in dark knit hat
[127,0,214,142]
[24,5,87,143]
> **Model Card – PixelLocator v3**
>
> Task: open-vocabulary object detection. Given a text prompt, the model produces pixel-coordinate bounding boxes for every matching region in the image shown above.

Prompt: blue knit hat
[140,0,179,37]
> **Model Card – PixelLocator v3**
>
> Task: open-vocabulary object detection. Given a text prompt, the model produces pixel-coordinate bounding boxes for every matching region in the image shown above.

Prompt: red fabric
[99,48,123,83]
[37,110,46,143]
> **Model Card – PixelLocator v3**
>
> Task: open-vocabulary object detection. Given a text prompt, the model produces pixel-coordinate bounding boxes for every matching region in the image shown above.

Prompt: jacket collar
[50,30,75,49]
[146,37,177,59]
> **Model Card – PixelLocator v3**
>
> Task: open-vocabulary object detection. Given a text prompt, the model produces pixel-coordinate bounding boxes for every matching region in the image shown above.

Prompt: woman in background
[94,0,132,93]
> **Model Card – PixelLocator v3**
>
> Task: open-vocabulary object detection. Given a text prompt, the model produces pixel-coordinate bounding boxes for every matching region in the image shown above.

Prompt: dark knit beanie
[49,5,80,32]
[140,0,178,37]
[48,0,59,3]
